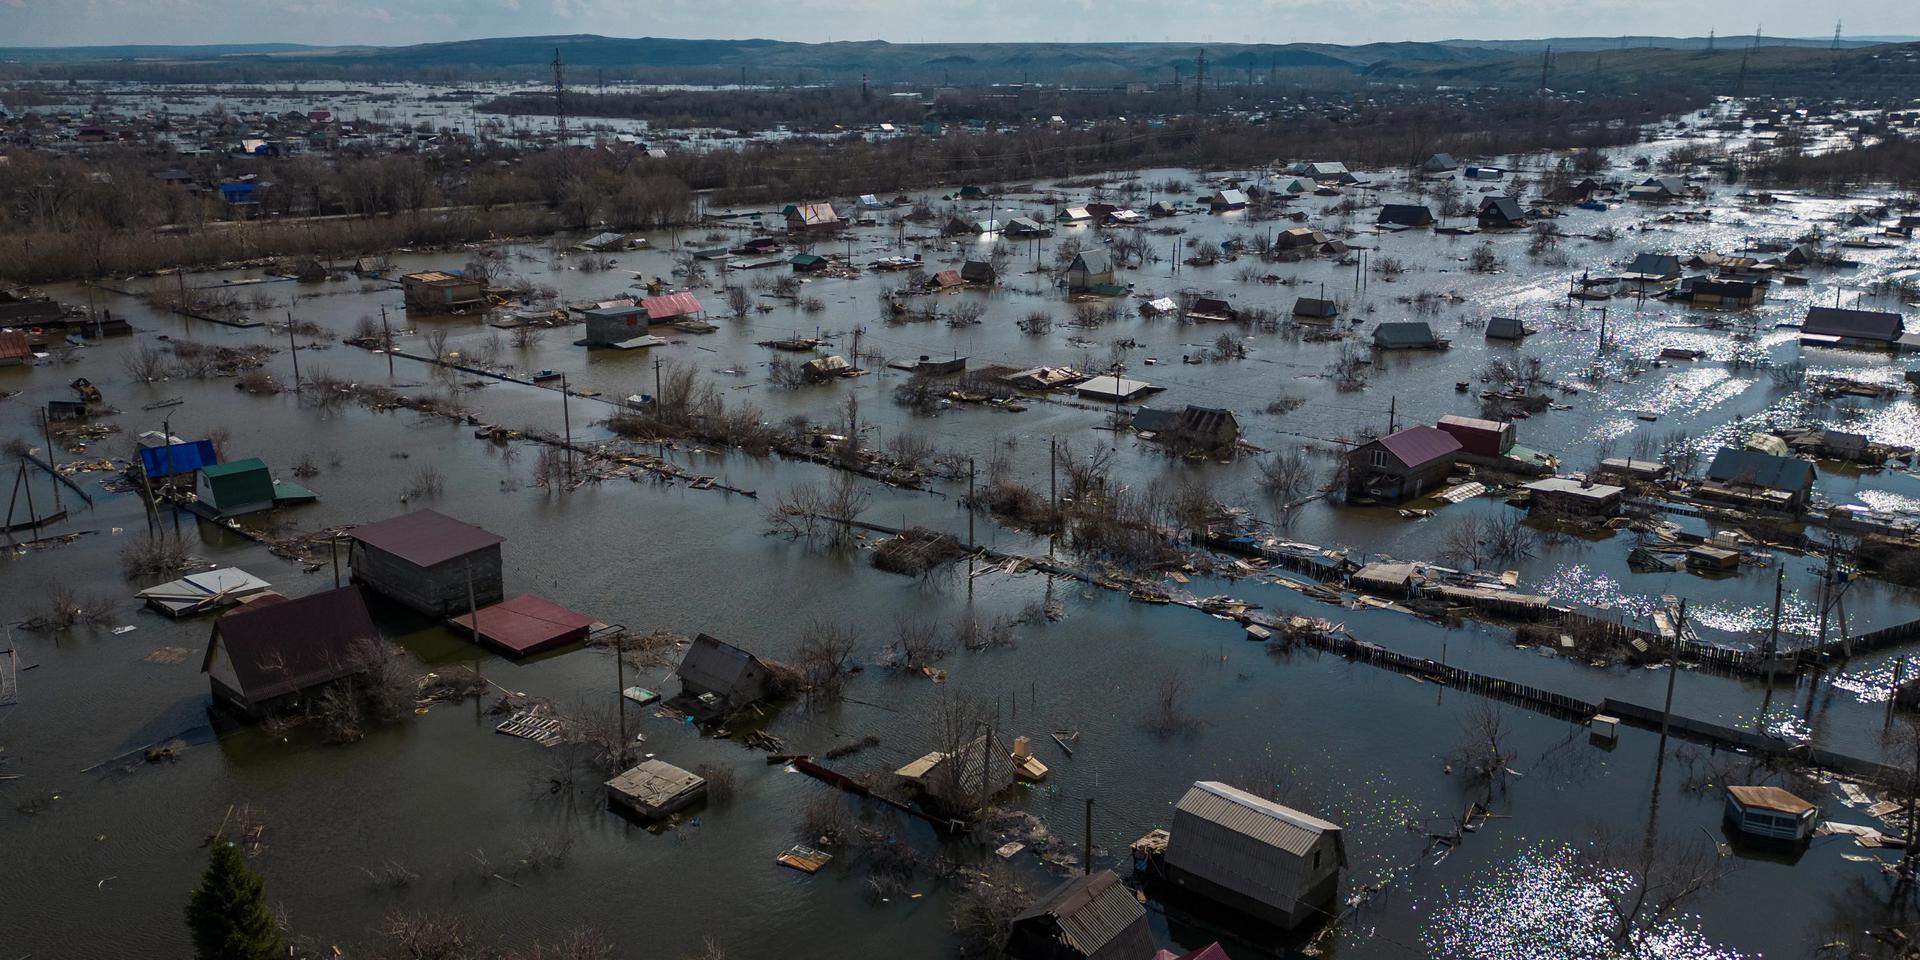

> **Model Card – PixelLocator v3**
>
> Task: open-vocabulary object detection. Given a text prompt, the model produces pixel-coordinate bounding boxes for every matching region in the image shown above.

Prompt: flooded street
[5,102,1920,959]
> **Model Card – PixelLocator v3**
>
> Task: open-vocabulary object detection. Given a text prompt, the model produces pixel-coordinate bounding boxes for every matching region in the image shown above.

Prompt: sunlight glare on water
[1423,845,1750,960]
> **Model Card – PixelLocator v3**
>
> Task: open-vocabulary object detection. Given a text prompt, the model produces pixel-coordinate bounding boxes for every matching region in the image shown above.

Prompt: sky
[1,0,1917,48]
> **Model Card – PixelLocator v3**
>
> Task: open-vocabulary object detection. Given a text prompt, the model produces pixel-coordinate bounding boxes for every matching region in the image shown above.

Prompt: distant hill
[1,34,1916,92]
[0,43,315,61]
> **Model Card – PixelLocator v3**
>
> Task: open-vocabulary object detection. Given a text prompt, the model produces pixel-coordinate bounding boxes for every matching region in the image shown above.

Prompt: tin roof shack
[1292,297,1340,322]
[137,436,218,487]
[895,729,1020,818]
[1477,196,1529,229]
[1621,253,1683,284]
[1065,249,1117,294]
[1683,277,1767,309]
[674,633,778,717]
[401,271,485,313]
[1208,188,1249,211]
[1801,306,1912,351]
[581,304,652,347]
[200,587,379,719]
[1523,477,1625,518]
[1376,204,1435,228]
[0,330,27,366]
[1006,871,1155,960]
[786,202,843,232]
[1347,426,1461,502]
[450,595,594,658]
[1436,415,1514,458]
[1724,785,1817,843]
[1699,448,1816,513]
[348,510,505,617]
[1485,316,1534,341]
[194,458,315,519]
[641,292,705,324]
[1075,375,1160,403]
[1372,321,1446,351]
[961,260,998,286]
[1161,781,1345,931]
[606,759,706,821]
[1133,406,1240,454]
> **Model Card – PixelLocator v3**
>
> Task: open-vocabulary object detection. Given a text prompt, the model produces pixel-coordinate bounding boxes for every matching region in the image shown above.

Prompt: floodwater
[4,102,1920,958]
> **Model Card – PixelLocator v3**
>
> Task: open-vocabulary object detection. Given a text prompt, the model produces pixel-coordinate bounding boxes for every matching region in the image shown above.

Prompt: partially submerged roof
[642,291,704,321]
[1727,785,1816,816]
[1705,447,1815,493]
[1012,871,1148,958]
[138,439,218,476]
[1524,477,1625,499]
[1375,426,1463,468]
[1804,306,1903,342]
[202,586,378,702]
[1075,375,1158,402]
[349,509,504,568]
[676,633,770,701]
[1175,781,1342,856]
[451,595,595,656]
[138,567,274,617]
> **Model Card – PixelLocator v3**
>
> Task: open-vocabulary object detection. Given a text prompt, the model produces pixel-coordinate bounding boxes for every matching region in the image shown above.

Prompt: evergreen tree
[185,841,284,960]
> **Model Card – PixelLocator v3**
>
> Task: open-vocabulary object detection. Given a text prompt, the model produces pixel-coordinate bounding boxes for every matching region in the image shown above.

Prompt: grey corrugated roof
[1071,249,1114,274]
[1705,447,1815,493]
[1175,781,1340,856]
[1013,871,1145,956]
[1805,306,1904,342]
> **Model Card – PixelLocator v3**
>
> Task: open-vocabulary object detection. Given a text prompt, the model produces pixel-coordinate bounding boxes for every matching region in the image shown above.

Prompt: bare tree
[422,326,451,361]
[724,285,751,321]
[795,620,859,706]
[1448,700,1515,790]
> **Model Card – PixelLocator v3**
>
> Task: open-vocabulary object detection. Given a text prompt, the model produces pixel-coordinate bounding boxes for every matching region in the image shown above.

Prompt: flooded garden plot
[5,105,1920,958]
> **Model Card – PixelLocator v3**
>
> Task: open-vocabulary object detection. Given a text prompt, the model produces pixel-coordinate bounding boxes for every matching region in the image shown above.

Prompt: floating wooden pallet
[494,712,564,746]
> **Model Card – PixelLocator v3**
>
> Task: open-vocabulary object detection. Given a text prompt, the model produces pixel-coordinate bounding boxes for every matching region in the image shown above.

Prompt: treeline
[1741,136,1920,191]
[0,89,1688,283]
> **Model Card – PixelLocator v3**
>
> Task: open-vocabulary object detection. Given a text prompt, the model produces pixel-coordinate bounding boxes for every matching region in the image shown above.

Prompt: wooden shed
[347,509,504,617]
[401,271,485,312]
[606,759,706,820]
[1006,870,1156,960]
[1724,785,1817,842]
[201,587,379,718]
[1161,781,1345,931]
[674,633,776,715]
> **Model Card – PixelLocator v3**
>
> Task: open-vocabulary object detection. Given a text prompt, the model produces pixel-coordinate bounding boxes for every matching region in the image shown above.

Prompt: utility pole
[1048,436,1058,558]
[1658,599,1686,758]
[1538,45,1553,97]
[1764,565,1783,688]
[379,306,394,378]
[40,409,61,512]
[560,373,574,483]
[1083,797,1095,875]
[1194,48,1206,110]
[552,47,568,147]
[653,356,664,407]
[286,312,301,394]
[1387,396,1396,434]
[616,631,629,766]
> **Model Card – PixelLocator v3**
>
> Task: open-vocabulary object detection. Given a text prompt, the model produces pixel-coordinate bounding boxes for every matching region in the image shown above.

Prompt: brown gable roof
[201,586,379,703]
[349,509,503,568]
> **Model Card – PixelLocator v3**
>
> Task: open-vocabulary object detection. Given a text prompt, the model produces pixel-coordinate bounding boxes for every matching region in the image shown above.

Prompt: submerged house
[1684,277,1767,308]
[1372,321,1444,350]
[1133,405,1240,451]
[1292,297,1340,322]
[581,304,653,347]
[785,202,843,231]
[1065,249,1117,293]
[1724,785,1818,842]
[1622,253,1683,284]
[193,457,314,519]
[1209,188,1250,210]
[201,586,379,719]
[1700,447,1816,512]
[1347,426,1462,502]
[674,633,777,714]
[401,271,485,312]
[347,509,505,617]
[1376,204,1435,228]
[1485,316,1533,341]
[1477,196,1529,229]
[1161,781,1346,931]
[1006,871,1155,960]
[1800,306,1911,350]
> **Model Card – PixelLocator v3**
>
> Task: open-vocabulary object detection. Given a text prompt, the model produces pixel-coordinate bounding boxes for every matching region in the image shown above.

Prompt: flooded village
[5,31,1920,960]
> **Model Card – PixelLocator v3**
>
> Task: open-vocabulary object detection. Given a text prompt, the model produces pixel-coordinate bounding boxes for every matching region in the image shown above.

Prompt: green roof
[199,457,276,515]
[199,458,266,479]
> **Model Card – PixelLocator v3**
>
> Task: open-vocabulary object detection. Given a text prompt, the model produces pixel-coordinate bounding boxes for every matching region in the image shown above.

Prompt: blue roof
[140,440,218,476]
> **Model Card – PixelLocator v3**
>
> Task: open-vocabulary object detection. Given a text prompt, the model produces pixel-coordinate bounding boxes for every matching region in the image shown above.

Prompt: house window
[1369,449,1388,469]
[1312,850,1321,870]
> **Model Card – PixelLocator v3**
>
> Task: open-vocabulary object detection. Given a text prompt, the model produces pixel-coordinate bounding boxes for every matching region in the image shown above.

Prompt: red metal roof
[642,292,703,321]
[1377,426,1462,468]
[202,586,378,703]
[0,330,28,361]
[349,509,503,568]
[450,595,593,656]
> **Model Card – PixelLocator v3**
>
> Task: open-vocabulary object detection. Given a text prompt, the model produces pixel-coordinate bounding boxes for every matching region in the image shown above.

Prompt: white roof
[1523,477,1625,498]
